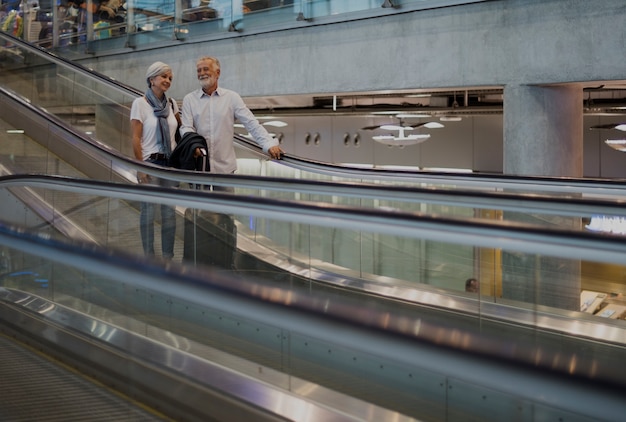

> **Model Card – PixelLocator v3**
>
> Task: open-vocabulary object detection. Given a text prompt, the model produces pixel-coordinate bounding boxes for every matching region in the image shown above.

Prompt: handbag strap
[170,98,182,125]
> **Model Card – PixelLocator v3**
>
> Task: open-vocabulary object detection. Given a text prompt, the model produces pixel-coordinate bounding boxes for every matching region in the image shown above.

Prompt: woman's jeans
[140,158,176,259]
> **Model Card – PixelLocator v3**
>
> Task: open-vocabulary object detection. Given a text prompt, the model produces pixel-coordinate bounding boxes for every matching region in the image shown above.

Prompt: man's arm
[180,95,196,135]
[234,96,283,159]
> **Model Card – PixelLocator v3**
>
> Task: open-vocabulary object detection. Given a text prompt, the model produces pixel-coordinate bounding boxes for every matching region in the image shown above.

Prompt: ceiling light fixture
[262,120,288,128]
[235,121,288,128]
[590,123,626,131]
[371,111,406,115]
[395,113,432,119]
[372,133,431,146]
[363,120,443,146]
[604,139,626,152]
[423,122,444,129]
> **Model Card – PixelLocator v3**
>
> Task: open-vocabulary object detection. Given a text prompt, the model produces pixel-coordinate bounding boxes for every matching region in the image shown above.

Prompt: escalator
[4,30,626,199]
[1,180,626,421]
[2,28,626,336]
[2,31,626,324]
[3,28,626,317]
[2,31,626,421]
[0,333,169,421]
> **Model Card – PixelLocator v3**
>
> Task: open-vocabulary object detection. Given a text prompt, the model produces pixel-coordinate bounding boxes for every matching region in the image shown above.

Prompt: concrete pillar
[504,84,583,177]
[501,84,583,311]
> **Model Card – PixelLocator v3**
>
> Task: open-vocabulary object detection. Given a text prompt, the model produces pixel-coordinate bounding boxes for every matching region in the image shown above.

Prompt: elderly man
[180,56,283,180]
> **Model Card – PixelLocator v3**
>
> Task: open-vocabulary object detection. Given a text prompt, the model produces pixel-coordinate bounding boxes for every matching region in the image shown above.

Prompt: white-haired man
[180,56,283,187]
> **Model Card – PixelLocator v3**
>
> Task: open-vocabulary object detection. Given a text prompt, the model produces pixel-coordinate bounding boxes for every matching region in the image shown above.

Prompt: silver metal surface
[3,28,624,415]
[1,226,626,421]
[0,288,411,422]
[234,222,626,345]
[2,174,626,348]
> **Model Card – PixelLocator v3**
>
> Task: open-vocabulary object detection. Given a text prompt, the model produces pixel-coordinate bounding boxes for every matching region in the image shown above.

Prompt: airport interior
[1,1,626,421]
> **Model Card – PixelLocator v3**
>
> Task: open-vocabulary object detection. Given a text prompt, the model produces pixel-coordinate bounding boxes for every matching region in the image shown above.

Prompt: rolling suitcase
[183,209,237,269]
[183,149,237,269]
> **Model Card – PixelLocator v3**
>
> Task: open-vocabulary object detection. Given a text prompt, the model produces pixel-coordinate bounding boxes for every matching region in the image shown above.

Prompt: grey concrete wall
[82,0,626,100]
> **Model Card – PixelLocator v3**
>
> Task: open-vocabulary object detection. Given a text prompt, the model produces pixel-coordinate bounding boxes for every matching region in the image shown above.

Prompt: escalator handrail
[3,174,626,266]
[4,172,626,347]
[1,217,625,421]
[235,134,626,195]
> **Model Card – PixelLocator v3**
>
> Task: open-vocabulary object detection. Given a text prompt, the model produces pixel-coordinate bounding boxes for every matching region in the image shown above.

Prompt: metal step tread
[0,333,168,422]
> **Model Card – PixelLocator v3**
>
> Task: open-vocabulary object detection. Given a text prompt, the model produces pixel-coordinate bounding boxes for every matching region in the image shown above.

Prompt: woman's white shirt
[130,97,179,160]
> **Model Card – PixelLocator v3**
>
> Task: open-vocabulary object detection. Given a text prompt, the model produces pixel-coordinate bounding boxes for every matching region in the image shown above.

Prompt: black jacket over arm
[170,132,208,171]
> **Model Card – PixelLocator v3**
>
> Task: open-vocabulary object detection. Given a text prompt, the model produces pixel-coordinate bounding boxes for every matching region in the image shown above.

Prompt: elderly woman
[130,61,181,260]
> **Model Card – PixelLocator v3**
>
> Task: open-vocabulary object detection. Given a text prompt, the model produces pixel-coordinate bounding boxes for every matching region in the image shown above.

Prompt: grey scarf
[145,88,172,158]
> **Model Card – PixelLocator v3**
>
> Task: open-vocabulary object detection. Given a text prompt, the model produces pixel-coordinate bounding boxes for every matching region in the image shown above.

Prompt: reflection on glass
[8,0,452,54]
[2,181,626,327]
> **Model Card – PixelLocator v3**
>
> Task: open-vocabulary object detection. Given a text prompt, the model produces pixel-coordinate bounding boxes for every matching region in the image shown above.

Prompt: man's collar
[198,87,222,98]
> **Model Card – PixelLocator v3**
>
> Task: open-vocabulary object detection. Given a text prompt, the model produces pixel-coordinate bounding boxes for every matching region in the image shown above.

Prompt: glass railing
[2,175,626,337]
[3,204,625,421]
[3,32,626,321]
[0,1,491,54]
[0,37,138,161]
